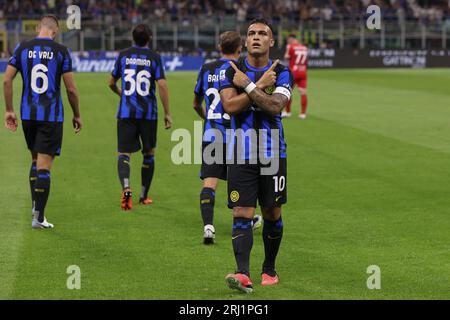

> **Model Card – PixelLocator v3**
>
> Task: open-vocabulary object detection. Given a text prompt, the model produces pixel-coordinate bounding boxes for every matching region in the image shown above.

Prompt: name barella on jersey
[219,58,293,160]
[194,58,232,143]
[8,37,73,122]
[112,46,165,120]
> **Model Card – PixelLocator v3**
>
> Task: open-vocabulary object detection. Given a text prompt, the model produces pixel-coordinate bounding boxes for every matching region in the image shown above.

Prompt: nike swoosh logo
[268,235,281,240]
[232,234,244,240]
[276,196,282,202]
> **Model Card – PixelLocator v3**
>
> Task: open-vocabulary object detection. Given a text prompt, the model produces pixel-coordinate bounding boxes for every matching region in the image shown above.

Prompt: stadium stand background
[1,0,450,69]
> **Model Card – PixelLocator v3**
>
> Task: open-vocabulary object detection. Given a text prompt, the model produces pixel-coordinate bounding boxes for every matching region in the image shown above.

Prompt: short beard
[248,49,269,58]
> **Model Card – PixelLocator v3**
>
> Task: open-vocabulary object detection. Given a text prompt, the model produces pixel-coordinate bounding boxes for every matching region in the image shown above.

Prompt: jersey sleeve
[8,43,21,71]
[193,67,204,97]
[62,48,73,74]
[273,67,293,100]
[219,64,235,92]
[154,55,166,80]
[111,54,122,79]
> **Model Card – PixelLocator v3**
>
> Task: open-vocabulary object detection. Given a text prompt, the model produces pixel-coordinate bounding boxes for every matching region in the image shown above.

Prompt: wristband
[244,82,257,94]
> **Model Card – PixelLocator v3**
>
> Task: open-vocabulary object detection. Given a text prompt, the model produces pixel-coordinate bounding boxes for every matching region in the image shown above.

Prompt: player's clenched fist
[4,111,18,132]
[229,61,252,89]
[256,59,279,90]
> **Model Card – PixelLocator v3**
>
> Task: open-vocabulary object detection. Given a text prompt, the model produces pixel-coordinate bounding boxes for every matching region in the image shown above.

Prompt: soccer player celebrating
[219,19,292,293]
[109,24,172,210]
[3,15,82,229]
[282,34,308,119]
[193,31,262,244]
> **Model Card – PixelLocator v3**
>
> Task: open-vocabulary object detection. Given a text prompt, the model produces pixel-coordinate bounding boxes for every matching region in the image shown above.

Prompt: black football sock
[34,170,51,223]
[262,217,284,276]
[140,155,155,199]
[232,217,253,276]
[118,155,131,190]
[29,161,37,210]
[200,187,215,226]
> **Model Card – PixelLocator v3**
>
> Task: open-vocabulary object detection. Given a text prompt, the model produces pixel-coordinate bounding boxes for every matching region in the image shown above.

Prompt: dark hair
[219,31,242,54]
[41,14,59,27]
[288,33,297,39]
[132,24,152,47]
[248,18,274,35]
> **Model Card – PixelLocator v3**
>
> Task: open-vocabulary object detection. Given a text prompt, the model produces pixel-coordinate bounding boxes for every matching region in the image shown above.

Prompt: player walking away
[109,24,172,211]
[193,31,262,245]
[282,34,308,119]
[219,19,292,293]
[3,15,82,229]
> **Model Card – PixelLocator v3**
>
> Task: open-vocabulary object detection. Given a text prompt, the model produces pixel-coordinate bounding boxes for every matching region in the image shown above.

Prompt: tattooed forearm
[247,89,288,115]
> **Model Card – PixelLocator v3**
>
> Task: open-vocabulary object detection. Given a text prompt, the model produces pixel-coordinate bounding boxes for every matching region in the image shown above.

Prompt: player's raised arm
[220,62,276,115]
[228,60,287,116]
[62,72,82,133]
[157,79,172,129]
[3,65,19,132]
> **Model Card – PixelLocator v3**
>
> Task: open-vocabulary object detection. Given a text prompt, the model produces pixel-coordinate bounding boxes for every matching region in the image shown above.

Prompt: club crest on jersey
[264,85,275,95]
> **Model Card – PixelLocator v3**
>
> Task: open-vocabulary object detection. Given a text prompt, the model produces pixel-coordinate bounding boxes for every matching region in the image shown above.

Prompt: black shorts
[200,142,227,180]
[22,120,63,156]
[227,158,287,208]
[117,119,157,153]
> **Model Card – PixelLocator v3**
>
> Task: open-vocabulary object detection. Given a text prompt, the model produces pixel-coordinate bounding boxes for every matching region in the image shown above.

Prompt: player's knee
[203,178,218,190]
[143,148,155,156]
[233,207,254,219]
[261,207,281,221]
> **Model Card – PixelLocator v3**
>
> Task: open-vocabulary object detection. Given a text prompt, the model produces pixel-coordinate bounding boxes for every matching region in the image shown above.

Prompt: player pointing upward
[282,34,308,119]
[219,18,292,293]
[109,24,172,210]
[193,31,262,244]
[3,14,82,229]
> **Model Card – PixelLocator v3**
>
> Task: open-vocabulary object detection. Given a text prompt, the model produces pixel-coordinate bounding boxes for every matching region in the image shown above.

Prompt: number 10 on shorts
[273,176,286,193]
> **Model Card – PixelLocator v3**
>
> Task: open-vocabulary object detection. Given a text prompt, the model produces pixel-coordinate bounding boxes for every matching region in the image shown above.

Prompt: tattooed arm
[247,90,289,116]
[229,61,289,116]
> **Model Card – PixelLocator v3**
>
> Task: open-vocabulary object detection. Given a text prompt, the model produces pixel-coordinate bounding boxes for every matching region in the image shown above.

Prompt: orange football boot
[139,197,153,205]
[121,190,132,210]
[225,273,253,294]
[261,273,279,286]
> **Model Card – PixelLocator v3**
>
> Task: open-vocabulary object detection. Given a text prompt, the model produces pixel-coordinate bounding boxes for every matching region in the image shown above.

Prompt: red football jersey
[287,43,308,74]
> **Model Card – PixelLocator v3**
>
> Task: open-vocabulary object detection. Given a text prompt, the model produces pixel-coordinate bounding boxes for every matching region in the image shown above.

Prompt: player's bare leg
[140,148,155,205]
[299,87,307,119]
[118,152,132,210]
[32,153,55,229]
[260,206,283,285]
[226,206,255,293]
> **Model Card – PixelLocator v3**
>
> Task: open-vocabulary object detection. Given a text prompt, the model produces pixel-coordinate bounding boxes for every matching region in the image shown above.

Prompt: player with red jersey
[282,34,308,119]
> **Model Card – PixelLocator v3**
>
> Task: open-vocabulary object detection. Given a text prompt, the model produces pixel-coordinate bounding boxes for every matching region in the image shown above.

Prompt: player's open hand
[256,59,279,90]
[164,114,172,129]
[4,111,18,132]
[73,116,83,134]
[229,62,251,89]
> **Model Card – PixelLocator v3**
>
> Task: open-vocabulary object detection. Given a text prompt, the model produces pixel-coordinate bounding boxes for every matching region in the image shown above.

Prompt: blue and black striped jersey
[219,57,293,160]
[194,58,232,143]
[112,46,165,120]
[8,37,73,122]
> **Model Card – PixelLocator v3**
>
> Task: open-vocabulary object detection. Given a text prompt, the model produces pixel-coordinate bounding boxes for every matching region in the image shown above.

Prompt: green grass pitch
[1,69,449,299]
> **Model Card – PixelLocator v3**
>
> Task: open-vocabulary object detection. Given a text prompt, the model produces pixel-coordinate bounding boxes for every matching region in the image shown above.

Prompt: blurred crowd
[0,0,449,22]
